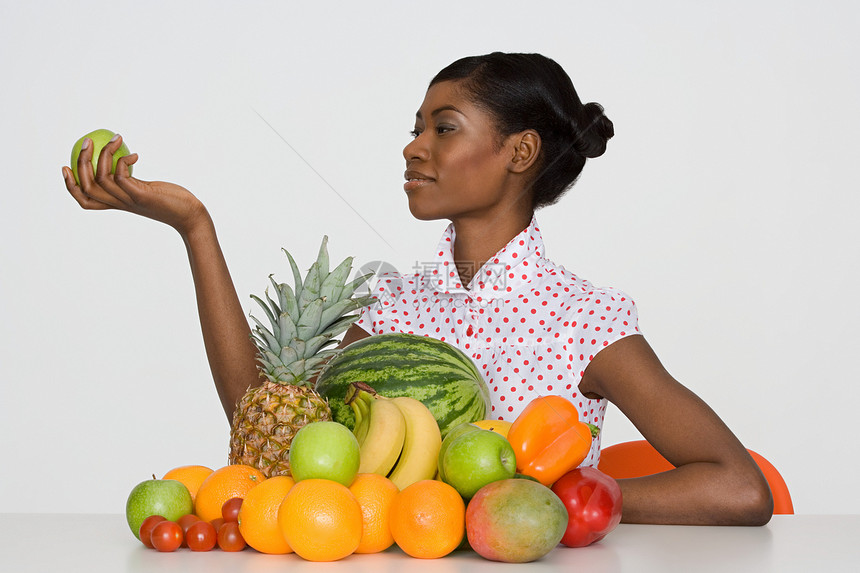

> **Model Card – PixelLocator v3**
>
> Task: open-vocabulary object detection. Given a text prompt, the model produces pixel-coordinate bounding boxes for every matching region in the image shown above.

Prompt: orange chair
[597,440,794,515]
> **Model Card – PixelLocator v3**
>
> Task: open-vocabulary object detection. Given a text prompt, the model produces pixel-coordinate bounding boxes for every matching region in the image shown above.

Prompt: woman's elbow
[734,471,774,526]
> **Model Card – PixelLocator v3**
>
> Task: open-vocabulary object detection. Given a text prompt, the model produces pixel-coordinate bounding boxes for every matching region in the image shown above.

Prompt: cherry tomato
[138,515,166,549]
[176,514,201,547]
[217,521,246,552]
[210,517,225,532]
[186,520,217,552]
[150,520,183,552]
[221,497,243,523]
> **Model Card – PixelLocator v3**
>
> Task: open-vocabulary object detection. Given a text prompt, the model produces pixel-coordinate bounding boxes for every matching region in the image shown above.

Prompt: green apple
[437,422,481,483]
[441,429,517,499]
[125,478,193,539]
[288,421,360,486]
[70,128,132,185]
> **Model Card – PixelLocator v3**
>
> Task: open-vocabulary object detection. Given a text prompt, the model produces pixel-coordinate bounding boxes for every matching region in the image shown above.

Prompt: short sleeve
[565,287,641,374]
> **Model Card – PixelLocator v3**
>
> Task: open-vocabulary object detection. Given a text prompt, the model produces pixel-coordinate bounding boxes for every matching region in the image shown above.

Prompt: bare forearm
[617,461,773,526]
[581,336,773,526]
[182,213,259,421]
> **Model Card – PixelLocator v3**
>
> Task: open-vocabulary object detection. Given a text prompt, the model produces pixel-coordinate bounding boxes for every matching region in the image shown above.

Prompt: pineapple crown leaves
[249,236,376,386]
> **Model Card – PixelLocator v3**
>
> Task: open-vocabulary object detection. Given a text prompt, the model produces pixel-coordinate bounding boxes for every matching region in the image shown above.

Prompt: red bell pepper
[507,395,598,487]
[551,467,623,547]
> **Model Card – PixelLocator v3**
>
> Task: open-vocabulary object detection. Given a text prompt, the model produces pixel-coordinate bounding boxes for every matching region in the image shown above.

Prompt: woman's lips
[404,170,435,192]
[404,178,433,192]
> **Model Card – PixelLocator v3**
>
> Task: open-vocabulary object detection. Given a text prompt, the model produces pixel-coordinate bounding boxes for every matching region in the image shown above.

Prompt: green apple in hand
[441,428,517,499]
[288,421,360,486]
[70,128,132,185]
[125,478,193,539]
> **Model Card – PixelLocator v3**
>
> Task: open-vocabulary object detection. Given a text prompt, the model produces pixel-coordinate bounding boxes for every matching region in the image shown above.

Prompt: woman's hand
[62,134,207,236]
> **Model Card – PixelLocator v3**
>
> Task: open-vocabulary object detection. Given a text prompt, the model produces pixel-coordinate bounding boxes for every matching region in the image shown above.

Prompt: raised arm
[62,135,259,420]
[579,334,773,526]
[179,217,260,419]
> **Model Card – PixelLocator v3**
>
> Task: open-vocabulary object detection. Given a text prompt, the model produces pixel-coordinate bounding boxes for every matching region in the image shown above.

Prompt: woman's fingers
[75,137,118,206]
[73,136,129,209]
[93,133,122,180]
[75,137,96,188]
[93,134,134,204]
[63,166,112,211]
[113,152,141,200]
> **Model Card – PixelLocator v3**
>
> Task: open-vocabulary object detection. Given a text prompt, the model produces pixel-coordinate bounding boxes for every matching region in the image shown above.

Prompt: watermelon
[315,333,490,438]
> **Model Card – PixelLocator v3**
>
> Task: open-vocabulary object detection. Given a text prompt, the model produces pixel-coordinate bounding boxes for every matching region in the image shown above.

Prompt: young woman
[62,52,773,526]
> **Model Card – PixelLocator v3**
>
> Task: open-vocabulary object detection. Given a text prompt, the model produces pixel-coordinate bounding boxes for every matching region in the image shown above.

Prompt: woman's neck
[451,211,533,287]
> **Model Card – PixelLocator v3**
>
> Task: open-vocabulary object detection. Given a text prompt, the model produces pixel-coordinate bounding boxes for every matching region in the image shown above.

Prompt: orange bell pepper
[507,396,599,487]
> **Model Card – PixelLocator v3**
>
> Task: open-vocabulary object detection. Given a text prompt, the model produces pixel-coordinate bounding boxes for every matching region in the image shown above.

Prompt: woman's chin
[406,199,444,221]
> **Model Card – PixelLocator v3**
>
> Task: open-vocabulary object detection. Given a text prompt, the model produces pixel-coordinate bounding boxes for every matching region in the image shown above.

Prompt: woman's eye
[409,125,453,138]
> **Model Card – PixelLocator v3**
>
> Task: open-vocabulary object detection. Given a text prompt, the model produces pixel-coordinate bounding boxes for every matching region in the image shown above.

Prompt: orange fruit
[349,473,399,554]
[277,478,362,561]
[194,464,266,523]
[389,479,465,559]
[237,475,295,554]
[162,465,213,504]
[472,419,513,438]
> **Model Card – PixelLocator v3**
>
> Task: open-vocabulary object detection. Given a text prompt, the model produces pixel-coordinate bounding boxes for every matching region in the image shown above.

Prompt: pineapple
[228,236,374,477]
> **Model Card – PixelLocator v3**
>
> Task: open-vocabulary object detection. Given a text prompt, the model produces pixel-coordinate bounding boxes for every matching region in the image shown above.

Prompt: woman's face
[402,80,520,222]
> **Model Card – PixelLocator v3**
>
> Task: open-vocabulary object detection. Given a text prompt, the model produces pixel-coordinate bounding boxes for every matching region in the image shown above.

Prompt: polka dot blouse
[355,217,640,466]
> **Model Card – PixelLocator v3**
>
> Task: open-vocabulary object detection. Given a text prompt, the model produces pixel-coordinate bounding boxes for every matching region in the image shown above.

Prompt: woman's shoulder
[534,258,635,307]
[529,267,641,349]
[527,261,639,341]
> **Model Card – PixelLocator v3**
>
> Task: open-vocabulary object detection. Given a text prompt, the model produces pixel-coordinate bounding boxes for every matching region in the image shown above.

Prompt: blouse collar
[429,216,545,298]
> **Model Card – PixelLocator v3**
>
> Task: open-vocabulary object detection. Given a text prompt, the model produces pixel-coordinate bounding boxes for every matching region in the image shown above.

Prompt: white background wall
[1,1,858,515]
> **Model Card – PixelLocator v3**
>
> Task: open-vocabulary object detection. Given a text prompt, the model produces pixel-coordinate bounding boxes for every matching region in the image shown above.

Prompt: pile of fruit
[112,230,623,561]
[128,390,622,562]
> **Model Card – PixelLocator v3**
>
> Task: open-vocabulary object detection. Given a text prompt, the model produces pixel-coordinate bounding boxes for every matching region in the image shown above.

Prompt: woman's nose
[403,134,428,162]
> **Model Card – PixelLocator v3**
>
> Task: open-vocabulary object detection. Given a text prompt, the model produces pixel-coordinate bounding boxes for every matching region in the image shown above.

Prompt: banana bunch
[345,382,442,490]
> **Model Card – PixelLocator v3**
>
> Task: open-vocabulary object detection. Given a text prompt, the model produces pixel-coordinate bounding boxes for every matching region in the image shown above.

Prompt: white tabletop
[0,514,857,572]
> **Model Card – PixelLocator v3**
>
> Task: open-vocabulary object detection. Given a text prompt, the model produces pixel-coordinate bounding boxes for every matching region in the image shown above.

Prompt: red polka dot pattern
[355,217,640,467]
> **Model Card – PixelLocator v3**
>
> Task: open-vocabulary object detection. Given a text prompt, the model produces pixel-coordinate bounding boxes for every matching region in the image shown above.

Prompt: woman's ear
[508,130,541,174]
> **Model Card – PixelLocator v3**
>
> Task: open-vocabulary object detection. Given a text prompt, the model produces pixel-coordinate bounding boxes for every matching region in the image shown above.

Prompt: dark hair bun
[572,102,614,159]
[430,52,613,209]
